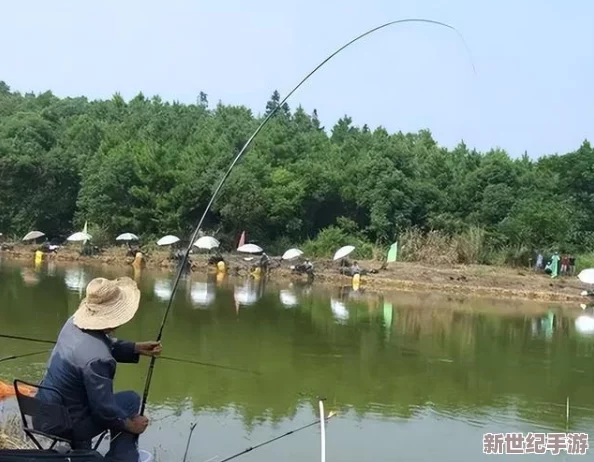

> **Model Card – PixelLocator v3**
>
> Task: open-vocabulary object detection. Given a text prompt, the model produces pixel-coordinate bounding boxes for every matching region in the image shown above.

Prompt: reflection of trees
[2,263,594,431]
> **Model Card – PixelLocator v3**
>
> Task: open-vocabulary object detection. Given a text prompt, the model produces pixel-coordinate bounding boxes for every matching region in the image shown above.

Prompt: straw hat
[73,277,141,330]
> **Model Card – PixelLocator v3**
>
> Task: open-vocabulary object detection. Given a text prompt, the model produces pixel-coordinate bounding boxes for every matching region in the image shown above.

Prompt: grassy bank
[1,242,590,304]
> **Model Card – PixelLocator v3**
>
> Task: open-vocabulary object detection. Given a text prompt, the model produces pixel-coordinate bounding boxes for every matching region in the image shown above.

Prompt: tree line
[0,81,592,261]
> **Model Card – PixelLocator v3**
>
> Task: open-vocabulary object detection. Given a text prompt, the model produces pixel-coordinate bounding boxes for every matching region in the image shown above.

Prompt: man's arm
[82,358,130,432]
[109,338,140,363]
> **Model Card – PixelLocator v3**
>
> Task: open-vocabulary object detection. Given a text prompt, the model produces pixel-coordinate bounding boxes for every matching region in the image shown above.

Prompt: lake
[1,257,594,461]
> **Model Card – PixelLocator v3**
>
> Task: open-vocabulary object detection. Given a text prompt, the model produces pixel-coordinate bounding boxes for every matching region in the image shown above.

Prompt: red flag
[238,231,246,248]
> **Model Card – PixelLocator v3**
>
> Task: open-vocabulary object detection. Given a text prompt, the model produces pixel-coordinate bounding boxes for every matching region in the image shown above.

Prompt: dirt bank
[1,245,589,303]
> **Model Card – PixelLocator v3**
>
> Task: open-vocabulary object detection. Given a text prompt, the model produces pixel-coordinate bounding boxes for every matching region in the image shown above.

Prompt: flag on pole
[387,242,398,263]
[238,231,246,248]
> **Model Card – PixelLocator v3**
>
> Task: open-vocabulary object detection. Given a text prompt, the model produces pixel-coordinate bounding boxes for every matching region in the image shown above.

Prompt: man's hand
[134,341,162,357]
[125,415,149,434]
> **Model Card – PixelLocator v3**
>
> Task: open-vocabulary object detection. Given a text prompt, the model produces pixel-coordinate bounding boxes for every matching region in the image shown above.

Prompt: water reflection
[279,288,298,308]
[64,267,86,294]
[189,281,215,308]
[330,298,349,324]
[3,262,594,462]
[233,280,261,307]
[154,279,172,301]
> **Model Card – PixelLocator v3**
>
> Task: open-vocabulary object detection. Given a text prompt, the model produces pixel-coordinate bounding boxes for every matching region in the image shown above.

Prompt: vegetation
[0,81,592,263]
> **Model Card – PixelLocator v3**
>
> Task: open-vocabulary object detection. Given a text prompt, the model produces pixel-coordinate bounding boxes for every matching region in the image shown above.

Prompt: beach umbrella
[22,231,45,241]
[237,243,263,254]
[282,248,303,261]
[194,236,220,250]
[578,269,594,285]
[67,231,92,242]
[333,245,355,261]
[116,233,139,242]
[157,235,180,246]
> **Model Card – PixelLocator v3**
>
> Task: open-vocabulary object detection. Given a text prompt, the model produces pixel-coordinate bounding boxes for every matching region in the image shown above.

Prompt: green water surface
[1,257,594,461]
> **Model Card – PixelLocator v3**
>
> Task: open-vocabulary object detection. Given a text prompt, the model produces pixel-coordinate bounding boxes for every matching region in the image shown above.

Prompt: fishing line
[0,333,55,345]
[0,349,50,364]
[0,333,256,374]
[139,17,476,416]
[159,355,260,375]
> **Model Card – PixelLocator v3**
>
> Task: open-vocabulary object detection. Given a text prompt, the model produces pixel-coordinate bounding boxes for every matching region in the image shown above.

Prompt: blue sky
[1,0,592,157]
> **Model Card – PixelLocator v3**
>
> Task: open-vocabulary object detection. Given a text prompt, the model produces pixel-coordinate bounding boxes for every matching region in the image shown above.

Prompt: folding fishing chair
[13,379,108,452]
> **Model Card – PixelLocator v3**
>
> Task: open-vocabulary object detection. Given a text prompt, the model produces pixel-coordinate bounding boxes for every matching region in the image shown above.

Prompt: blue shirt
[36,316,139,433]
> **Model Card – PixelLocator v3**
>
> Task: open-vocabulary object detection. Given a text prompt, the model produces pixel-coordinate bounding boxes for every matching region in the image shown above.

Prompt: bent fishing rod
[217,411,338,462]
[139,17,476,415]
[0,333,258,375]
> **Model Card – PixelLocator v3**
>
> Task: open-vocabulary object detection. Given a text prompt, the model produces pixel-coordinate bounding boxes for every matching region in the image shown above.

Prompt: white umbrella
[237,243,263,254]
[116,233,139,241]
[67,231,92,242]
[194,236,220,250]
[578,269,594,285]
[279,289,298,308]
[333,245,355,261]
[282,248,303,261]
[157,235,180,246]
[22,231,45,241]
[190,282,215,307]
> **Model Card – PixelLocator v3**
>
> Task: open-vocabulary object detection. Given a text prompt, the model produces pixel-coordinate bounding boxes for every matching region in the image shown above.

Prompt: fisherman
[350,261,361,276]
[34,277,162,462]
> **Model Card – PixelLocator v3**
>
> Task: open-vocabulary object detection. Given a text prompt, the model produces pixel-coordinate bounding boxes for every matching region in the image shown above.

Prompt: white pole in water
[319,399,326,462]
[566,396,570,432]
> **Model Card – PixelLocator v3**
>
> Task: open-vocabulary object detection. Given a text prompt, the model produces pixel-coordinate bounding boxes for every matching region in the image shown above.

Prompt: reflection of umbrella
[282,248,303,261]
[67,232,92,242]
[22,231,45,241]
[333,245,355,261]
[279,289,298,307]
[190,282,216,307]
[116,233,139,241]
[64,268,86,293]
[330,298,349,323]
[578,269,594,285]
[575,315,594,335]
[194,236,220,250]
[237,244,263,254]
[234,283,259,306]
[154,279,173,301]
[157,235,180,246]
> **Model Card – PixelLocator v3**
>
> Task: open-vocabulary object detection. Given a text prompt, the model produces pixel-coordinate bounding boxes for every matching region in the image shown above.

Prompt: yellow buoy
[352,273,361,291]
[132,252,145,270]
[217,260,226,273]
[34,250,43,265]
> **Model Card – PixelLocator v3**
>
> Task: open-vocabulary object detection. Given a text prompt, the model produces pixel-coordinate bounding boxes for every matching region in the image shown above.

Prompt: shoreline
[0,245,589,304]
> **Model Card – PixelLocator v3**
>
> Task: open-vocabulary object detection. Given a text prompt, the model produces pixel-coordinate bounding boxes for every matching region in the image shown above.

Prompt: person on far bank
[34,276,162,462]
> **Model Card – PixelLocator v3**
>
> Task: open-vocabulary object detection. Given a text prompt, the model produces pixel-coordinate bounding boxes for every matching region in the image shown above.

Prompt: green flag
[387,242,398,263]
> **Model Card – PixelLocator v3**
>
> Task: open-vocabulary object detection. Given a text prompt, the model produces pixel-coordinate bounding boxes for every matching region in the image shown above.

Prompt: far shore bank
[0,244,590,305]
